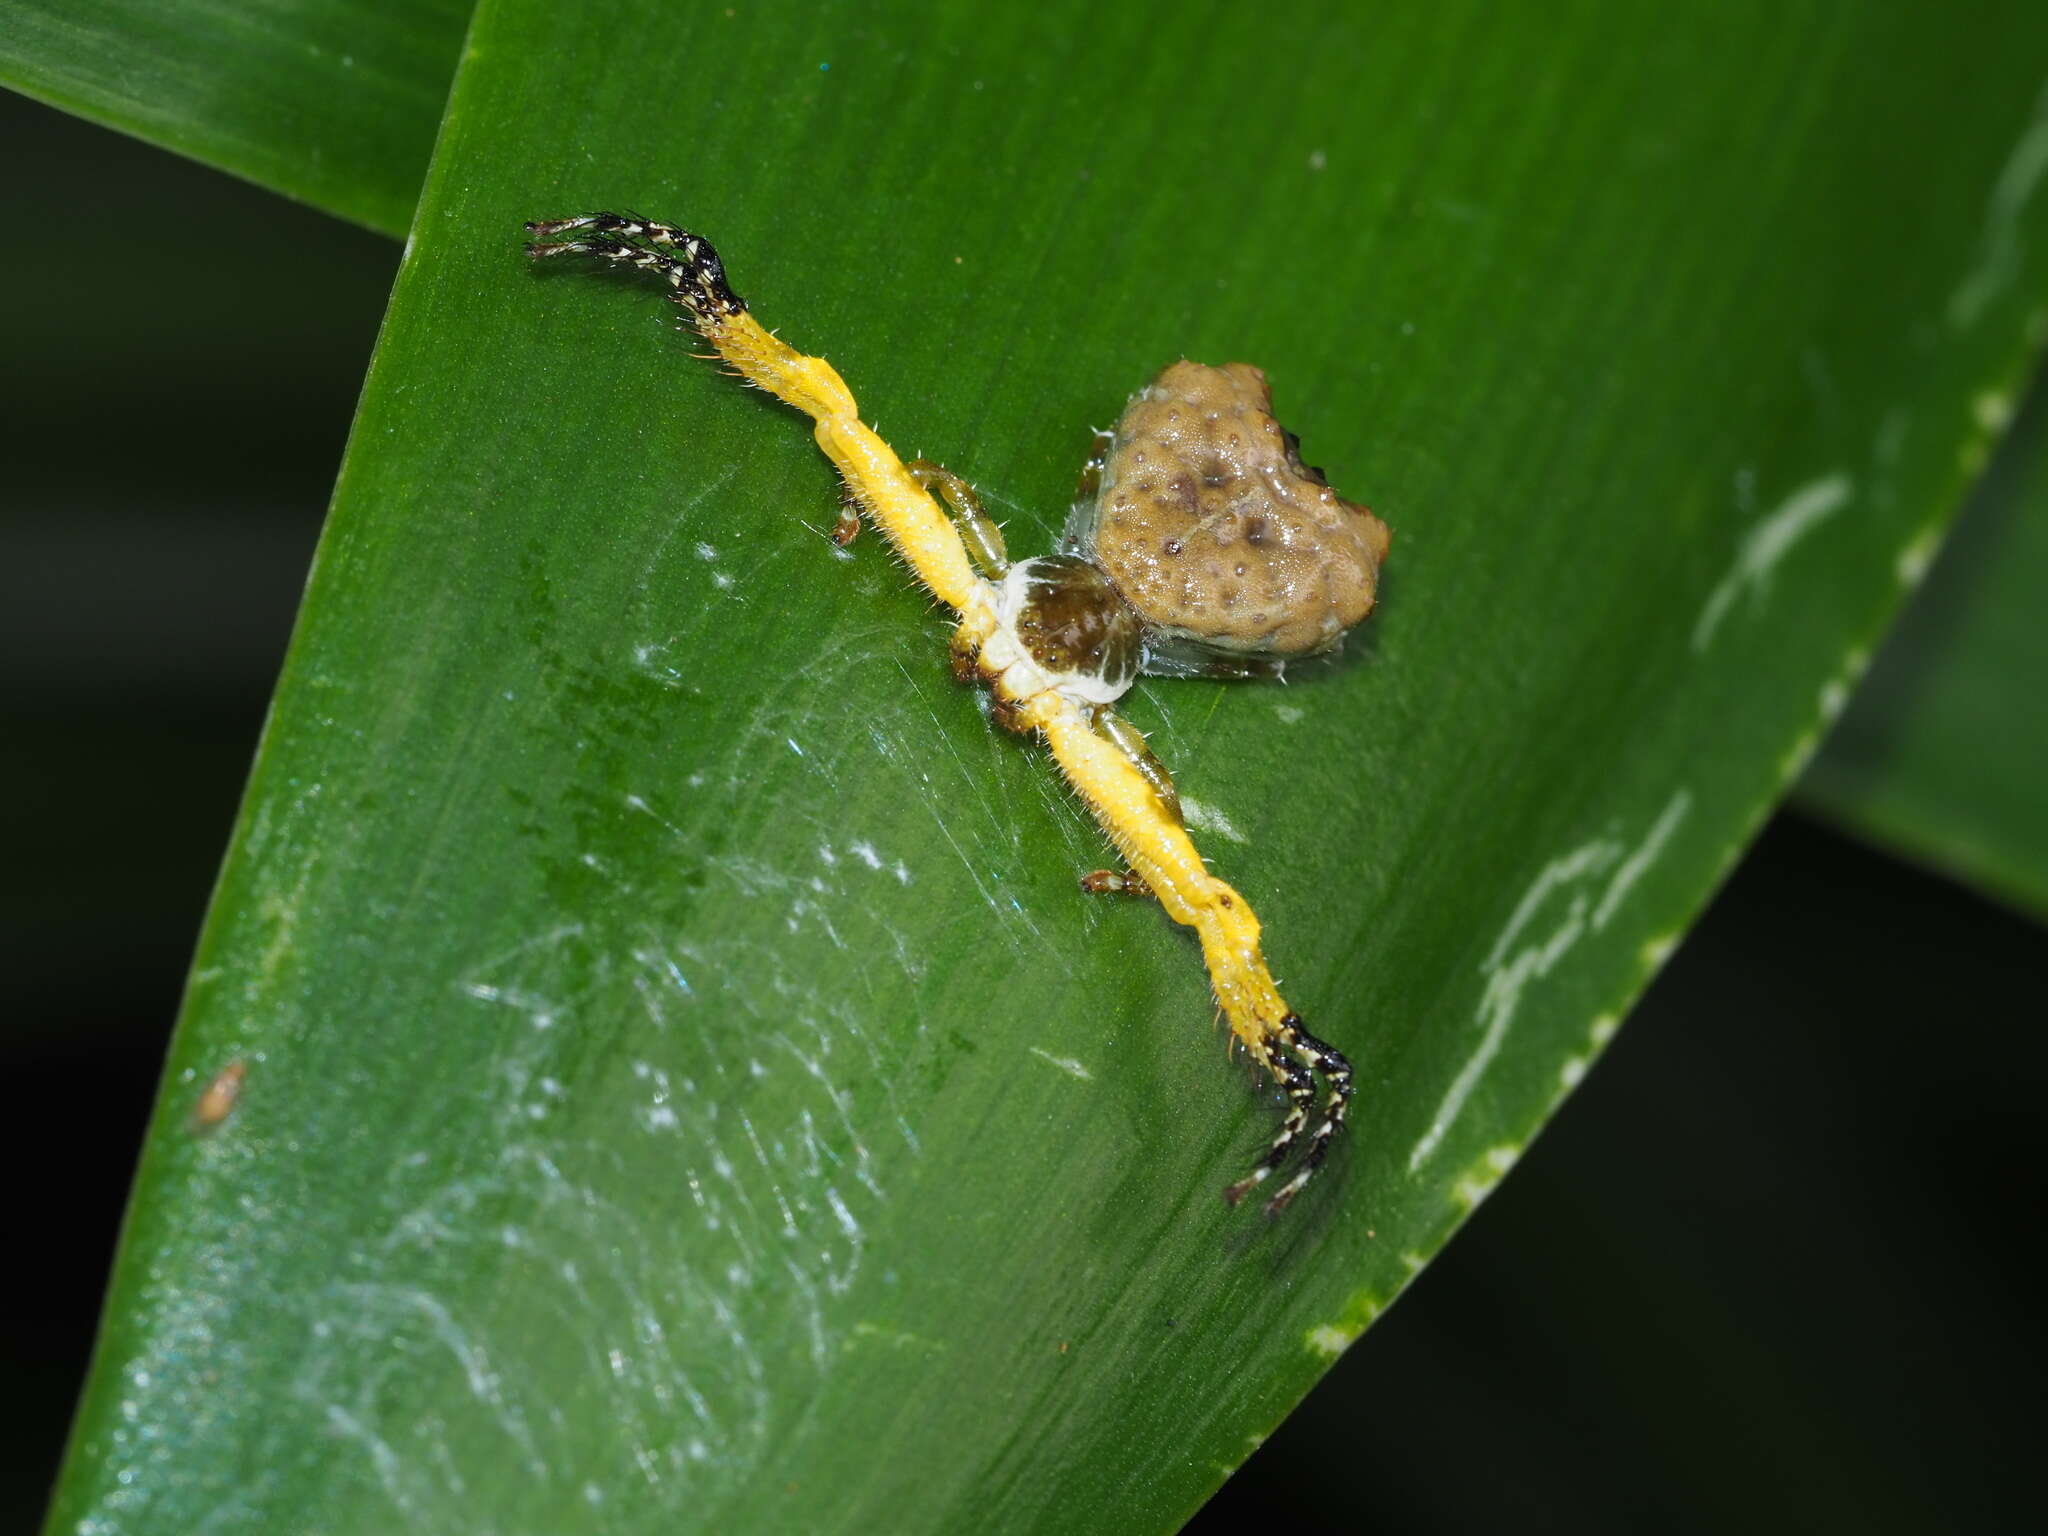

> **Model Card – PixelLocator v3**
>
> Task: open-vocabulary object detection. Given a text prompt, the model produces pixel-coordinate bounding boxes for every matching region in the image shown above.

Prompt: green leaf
[48,3,2048,1532]
[14,0,2045,941]
[1800,379,2048,921]
[0,0,468,234]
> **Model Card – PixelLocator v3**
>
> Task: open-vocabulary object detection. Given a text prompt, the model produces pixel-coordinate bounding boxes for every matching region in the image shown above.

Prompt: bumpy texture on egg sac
[1080,361,1390,659]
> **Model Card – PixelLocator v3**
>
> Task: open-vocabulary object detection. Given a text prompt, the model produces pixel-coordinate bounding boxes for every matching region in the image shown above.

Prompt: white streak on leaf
[1452,1144,1521,1209]
[1950,81,2048,328]
[1409,839,1619,1171]
[1306,1325,1353,1357]
[1896,523,1944,587]
[1028,1046,1093,1080]
[1692,474,1854,651]
[1179,794,1248,844]
[1412,791,1691,1171]
[1591,790,1692,929]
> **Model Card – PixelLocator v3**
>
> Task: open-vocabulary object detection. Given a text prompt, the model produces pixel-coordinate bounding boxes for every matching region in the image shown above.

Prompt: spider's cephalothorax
[958,556,1140,724]
[525,212,1388,1214]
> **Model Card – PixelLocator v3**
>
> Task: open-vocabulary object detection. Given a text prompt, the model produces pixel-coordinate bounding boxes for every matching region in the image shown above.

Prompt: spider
[524,213,1391,1214]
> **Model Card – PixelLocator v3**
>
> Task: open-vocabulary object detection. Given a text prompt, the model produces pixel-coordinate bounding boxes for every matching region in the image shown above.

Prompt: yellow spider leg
[906,458,1010,578]
[1028,694,1284,1026]
[699,312,983,611]
[525,215,982,613]
[1025,692,1349,1212]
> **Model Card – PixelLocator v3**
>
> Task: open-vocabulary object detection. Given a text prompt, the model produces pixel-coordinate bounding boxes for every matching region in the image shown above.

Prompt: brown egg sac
[1081,360,1390,661]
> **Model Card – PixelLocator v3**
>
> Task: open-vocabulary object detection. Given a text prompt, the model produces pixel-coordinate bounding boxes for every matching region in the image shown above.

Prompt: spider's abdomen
[1075,361,1390,665]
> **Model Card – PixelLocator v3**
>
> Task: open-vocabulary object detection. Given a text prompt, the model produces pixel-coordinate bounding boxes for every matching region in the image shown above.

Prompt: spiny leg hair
[1224,1013,1353,1215]
[525,213,746,323]
[1268,1018,1354,1212]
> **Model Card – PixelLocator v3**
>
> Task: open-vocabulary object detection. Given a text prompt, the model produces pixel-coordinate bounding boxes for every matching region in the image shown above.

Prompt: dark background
[6,90,2042,1534]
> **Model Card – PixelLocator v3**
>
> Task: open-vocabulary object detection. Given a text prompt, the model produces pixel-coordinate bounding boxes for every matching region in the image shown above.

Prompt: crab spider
[524,212,1389,1214]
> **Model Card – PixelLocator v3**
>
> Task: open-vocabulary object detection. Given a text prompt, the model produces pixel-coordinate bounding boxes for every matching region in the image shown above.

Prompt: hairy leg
[1093,708,1182,827]
[907,459,1008,578]
[1027,692,1351,1213]
[527,214,984,612]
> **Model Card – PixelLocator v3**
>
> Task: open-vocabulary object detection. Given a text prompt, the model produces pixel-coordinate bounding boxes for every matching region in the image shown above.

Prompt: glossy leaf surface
[45,2,2048,1531]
